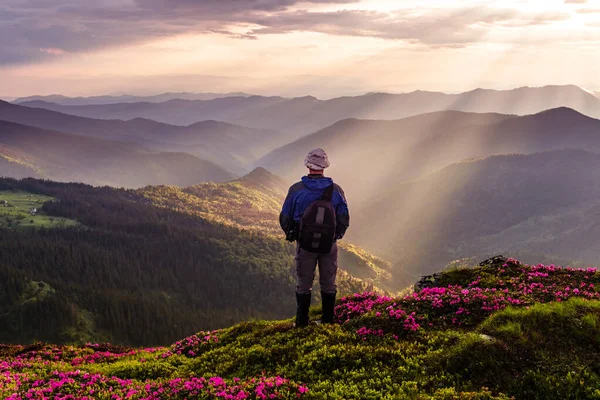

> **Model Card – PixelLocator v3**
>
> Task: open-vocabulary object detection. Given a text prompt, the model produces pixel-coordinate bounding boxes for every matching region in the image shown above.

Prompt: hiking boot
[295,292,311,328]
[321,291,336,324]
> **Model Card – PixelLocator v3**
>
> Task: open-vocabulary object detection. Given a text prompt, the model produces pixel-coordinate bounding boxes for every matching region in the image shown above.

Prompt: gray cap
[304,148,330,170]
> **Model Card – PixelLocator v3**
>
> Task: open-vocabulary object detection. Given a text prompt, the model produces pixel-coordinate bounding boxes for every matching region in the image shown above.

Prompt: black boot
[295,292,311,328]
[321,291,336,324]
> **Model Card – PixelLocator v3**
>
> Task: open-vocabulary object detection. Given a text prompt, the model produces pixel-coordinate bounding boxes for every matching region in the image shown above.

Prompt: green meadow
[0,190,78,229]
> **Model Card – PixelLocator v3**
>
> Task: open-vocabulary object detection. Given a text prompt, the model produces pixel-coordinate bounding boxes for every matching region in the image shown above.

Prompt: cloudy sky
[2,0,600,98]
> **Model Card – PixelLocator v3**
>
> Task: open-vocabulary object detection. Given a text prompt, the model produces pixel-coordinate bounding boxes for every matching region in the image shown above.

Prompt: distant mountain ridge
[17,85,600,134]
[0,100,288,174]
[17,96,287,127]
[0,120,235,187]
[13,92,253,105]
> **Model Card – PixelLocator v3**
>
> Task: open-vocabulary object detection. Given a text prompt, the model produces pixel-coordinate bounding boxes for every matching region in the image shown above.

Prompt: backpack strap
[320,185,334,201]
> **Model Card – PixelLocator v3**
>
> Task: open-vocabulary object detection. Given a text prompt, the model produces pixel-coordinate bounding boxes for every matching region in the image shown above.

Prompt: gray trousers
[295,242,338,295]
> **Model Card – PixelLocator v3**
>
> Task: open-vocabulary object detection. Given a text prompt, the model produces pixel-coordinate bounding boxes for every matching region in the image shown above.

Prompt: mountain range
[13,92,252,105]
[16,85,600,134]
[4,86,600,290]
[4,80,600,400]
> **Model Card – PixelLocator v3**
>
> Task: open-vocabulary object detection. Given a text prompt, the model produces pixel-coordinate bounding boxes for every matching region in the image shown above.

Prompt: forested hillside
[0,175,390,346]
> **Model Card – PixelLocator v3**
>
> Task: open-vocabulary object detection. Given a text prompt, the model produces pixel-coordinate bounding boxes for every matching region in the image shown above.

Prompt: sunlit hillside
[139,167,400,292]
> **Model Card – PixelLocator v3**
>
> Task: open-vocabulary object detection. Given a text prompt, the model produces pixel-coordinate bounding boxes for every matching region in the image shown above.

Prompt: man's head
[304,148,330,175]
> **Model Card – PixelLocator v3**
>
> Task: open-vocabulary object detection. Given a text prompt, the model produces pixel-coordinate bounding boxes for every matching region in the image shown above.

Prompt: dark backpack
[299,184,337,254]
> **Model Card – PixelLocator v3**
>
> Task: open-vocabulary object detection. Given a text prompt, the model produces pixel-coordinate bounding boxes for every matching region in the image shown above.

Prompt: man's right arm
[280,183,302,239]
[279,190,294,234]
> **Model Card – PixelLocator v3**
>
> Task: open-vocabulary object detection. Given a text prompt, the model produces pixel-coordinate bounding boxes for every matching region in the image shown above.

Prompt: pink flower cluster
[0,343,165,369]
[0,369,308,400]
[356,327,384,339]
[170,330,221,357]
[334,292,393,323]
[339,259,600,340]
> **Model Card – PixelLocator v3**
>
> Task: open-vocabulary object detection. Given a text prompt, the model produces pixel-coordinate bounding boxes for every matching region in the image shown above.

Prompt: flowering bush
[338,258,600,340]
[334,292,393,323]
[170,330,221,357]
[0,341,308,399]
[0,370,308,399]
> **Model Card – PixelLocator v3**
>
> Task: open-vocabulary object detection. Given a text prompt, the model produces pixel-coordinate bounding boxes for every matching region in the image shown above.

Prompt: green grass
[0,190,78,229]
[2,259,600,399]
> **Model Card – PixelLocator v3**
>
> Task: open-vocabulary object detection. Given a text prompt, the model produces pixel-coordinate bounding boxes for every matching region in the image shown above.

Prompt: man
[279,148,350,327]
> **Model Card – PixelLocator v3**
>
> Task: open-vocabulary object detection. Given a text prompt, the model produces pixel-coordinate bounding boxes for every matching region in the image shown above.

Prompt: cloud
[577,8,600,13]
[244,7,569,45]
[40,47,68,55]
[0,0,575,64]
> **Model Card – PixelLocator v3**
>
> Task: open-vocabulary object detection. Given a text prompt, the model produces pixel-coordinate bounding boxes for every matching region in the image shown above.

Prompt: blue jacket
[280,175,350,240]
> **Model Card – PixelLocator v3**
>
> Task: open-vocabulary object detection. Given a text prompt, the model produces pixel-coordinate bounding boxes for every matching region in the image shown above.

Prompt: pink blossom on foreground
[338,259,600,340]
[334,292,393,323]
[0,369,308,399]
[0,342,308,399]
[170,329,221,357]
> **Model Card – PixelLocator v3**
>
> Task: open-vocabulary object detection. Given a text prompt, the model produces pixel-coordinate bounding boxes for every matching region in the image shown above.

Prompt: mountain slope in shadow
[0,120,234,187]
[258,108,600,205]
[0,100,286,174]
[350,149,600,276]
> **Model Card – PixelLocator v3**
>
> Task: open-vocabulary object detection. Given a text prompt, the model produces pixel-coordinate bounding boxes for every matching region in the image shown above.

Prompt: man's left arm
[334,185,350,240]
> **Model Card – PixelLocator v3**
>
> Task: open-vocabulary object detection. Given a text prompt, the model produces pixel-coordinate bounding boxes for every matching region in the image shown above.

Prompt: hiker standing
[279,148,350,327]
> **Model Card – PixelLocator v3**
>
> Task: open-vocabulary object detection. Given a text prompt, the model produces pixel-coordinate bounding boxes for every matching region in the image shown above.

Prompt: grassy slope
[0,190,78,229]
[138,169,399,293]
[2,258,600,399]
